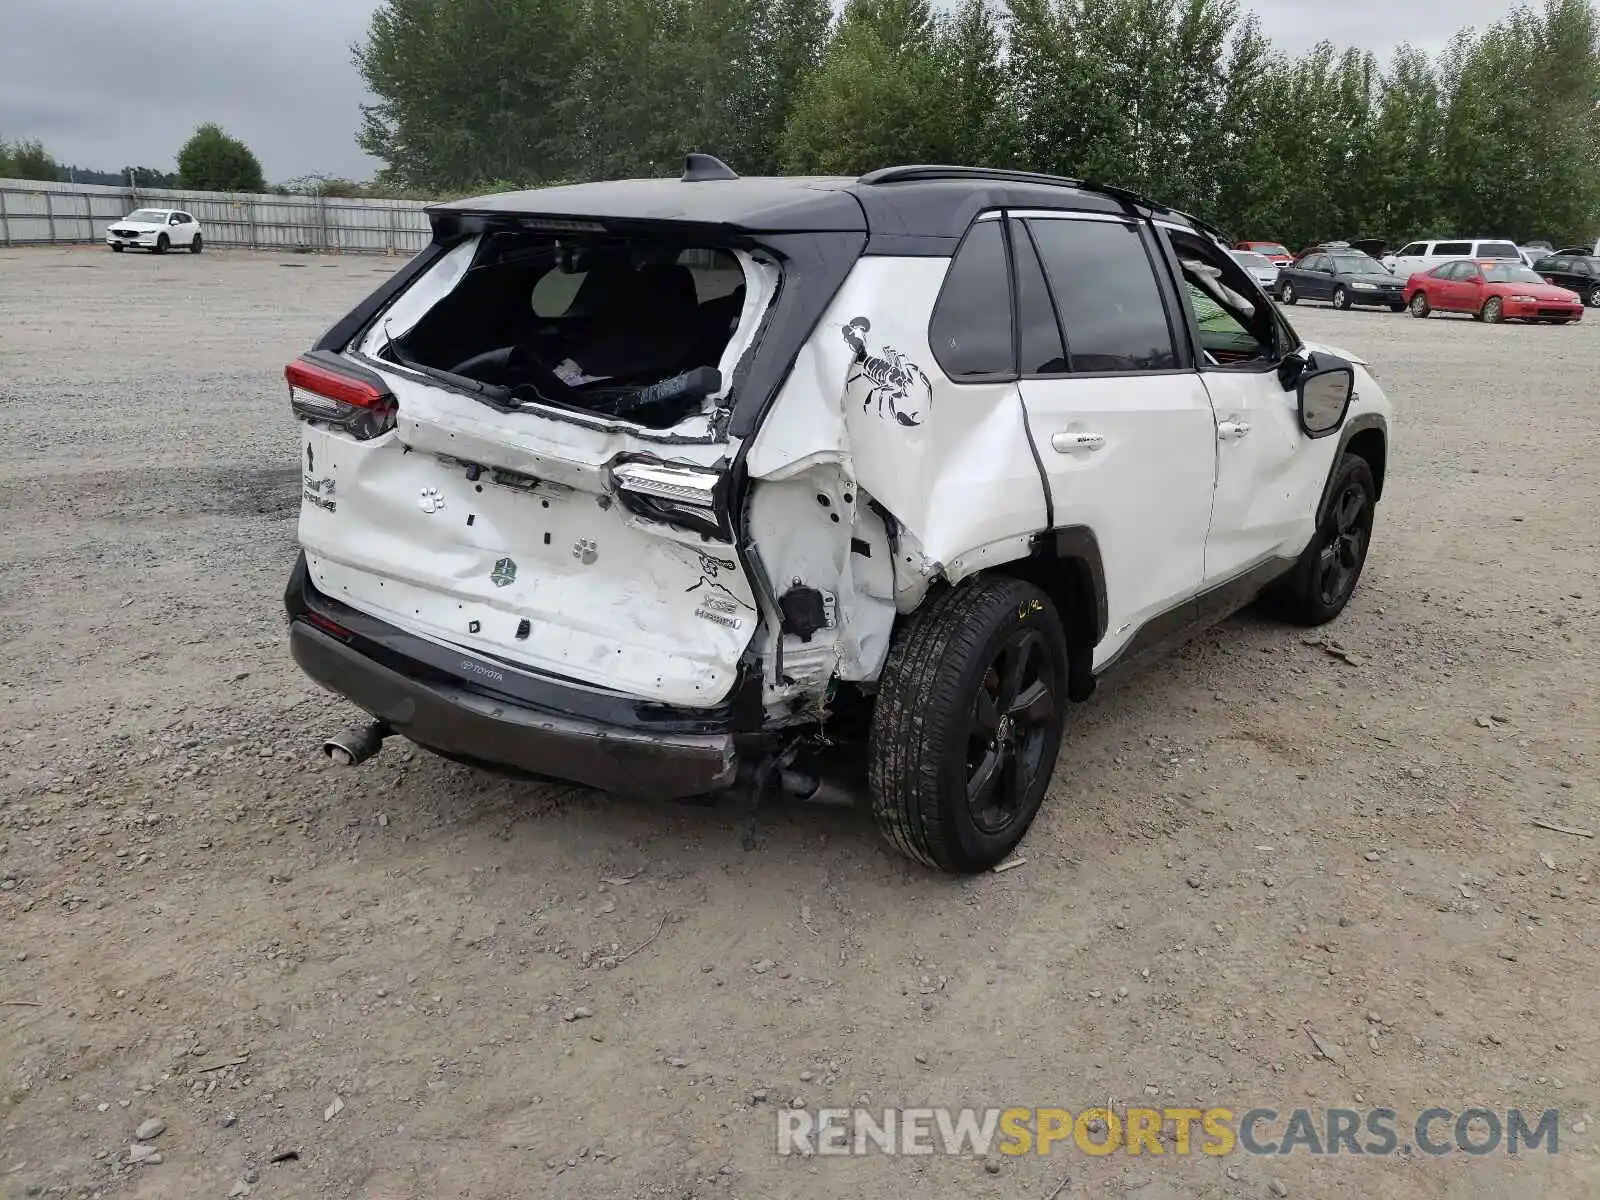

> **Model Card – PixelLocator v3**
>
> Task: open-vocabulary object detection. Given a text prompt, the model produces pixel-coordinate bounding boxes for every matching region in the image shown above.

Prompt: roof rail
[856,164,1168,216]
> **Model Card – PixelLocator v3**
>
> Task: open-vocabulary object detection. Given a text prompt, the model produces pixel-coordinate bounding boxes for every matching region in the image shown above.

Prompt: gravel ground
[1,245,1598,1200]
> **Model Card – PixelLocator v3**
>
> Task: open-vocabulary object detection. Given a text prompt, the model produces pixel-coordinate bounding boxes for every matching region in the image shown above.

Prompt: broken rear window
[379,232,766,429]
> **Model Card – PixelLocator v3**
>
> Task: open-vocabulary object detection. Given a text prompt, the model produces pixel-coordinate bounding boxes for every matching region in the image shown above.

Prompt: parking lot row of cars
[1229,238,1600,324]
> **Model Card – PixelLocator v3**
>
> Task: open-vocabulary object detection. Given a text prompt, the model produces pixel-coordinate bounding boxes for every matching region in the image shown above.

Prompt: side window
[1435,241,1471,256]
[1026,218,1177,374]
[1010,222,1067,375]
[1573,259,1593,276]
[1305,255,1327,272]
[1166,227,1282,366]
[1398,243,1425,258]
[929,219,1014,379]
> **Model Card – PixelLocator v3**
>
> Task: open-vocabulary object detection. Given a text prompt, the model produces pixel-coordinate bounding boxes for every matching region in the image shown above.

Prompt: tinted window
[1398,243,1426,257]
[1012,223,1067,375]
[1435,241,1471,255]
[1572,259,1594,276]
[1477,241,1521,259]
[1027,218,1177,374]
[930,220,1014,378]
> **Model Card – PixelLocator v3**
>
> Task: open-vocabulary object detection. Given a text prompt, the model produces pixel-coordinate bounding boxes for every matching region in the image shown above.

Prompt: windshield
[1331,254,1383,272]
[124,209,169,223]
[1251,243,1289,256]
[1230,251,1273,269]
[1484,265,1544,284]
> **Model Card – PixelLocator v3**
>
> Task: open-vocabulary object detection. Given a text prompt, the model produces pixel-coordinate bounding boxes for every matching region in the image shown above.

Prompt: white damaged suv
[284,158,1392,873]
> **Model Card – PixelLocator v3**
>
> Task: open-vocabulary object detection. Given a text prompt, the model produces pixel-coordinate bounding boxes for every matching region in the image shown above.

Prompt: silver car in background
[1229,249,1281,292]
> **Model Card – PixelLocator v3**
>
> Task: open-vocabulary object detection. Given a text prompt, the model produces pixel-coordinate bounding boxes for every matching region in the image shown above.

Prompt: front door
[1008,214,1217,667]
[1158,225,1340,585]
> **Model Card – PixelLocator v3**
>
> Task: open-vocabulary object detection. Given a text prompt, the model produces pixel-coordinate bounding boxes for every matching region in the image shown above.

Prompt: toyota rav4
[284,158,1393,874]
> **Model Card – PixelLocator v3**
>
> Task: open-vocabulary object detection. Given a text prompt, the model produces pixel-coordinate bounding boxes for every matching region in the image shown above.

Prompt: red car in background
[1404,260,1585,324]
[1235,240,1293,266]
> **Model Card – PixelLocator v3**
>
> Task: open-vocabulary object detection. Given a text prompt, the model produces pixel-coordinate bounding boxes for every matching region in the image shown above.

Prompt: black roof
[430,164,1205,247]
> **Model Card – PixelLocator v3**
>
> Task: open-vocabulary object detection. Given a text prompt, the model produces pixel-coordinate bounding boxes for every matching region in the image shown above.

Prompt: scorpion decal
[841,316,932,428]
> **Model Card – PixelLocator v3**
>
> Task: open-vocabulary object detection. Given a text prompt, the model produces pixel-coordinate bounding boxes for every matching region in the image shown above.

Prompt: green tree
[3,137,62,181]
[177,124,265,191]
[779,0,954,174]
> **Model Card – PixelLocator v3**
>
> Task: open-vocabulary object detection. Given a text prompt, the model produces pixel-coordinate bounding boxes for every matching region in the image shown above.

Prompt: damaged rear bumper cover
[285,556,739,800]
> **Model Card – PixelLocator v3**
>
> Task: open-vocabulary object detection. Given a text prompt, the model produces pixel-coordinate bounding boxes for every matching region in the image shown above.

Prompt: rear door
[1301,255,1333,301]
[1010,213,1217,667]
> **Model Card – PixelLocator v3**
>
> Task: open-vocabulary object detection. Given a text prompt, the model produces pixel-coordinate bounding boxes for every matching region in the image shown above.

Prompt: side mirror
[1298,363,1354,438]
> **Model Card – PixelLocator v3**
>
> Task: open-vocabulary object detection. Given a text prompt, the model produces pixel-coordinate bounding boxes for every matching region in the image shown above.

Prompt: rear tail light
[610,460,727,538]
[286,355,396,440]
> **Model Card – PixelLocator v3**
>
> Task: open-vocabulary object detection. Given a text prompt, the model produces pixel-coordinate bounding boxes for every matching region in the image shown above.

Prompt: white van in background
[1383,238,1523,277]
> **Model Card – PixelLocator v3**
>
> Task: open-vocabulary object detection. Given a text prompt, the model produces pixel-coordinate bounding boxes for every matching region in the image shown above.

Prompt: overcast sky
[1,0,1523,184]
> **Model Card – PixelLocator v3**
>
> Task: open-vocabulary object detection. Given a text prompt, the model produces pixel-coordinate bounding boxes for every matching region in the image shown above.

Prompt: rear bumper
[284,556,743,800]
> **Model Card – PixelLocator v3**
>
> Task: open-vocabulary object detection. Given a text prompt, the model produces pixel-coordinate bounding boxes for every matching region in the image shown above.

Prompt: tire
[1481,296,1504,324]
[1588,285,1600,308]
[1332,286,1351,311]
[1270,454,1377,627]
[155,234,169,255]
[190,233,203,254]
[111,243,124,253]
[1409,293,1431,319]
[1389,303,1405,313]
[1280,281,1298,305]
[869,576,1068,874]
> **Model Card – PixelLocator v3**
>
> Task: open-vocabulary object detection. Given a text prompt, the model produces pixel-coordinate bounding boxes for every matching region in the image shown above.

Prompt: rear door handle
[1217,420,1252,441]
[1051,431,1105,453]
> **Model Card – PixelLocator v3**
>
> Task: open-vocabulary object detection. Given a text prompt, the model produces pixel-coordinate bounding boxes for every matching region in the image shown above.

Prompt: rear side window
[1435,241,1471,256]
[1011,222,1067,375]
[929,220,1014,379]
[1477,242,1521,259]
[1026,218,1178,374]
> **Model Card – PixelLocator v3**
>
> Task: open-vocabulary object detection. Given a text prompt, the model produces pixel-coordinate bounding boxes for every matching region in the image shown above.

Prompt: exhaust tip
[323,720,390,767]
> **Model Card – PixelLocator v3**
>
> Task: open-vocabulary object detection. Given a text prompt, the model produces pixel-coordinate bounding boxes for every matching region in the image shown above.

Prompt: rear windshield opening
[384,231,756,429]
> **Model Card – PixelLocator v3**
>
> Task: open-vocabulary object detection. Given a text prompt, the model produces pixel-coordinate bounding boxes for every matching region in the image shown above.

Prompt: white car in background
[1228,249,1282,290]
[106,208,203,254]
[1381,238,1521,277]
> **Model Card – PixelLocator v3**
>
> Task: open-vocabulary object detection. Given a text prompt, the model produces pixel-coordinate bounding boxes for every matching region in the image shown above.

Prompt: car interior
[1170,230,1288,366]
[386,232,749,429]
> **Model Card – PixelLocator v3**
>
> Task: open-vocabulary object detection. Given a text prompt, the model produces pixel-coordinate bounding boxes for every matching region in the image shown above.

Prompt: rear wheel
[1332,286,1351,311]
[190,233,202,254]
[1280,281,1298,305]
[1270,454,1377,627]
[1588,285,1600,308]
[155,234,169,255]
[1409,293,1431,318]
[1481,296,1504,324]
[869,576,1067,874]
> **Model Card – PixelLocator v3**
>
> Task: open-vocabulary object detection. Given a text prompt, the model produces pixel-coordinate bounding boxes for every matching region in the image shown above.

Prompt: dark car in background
[1277,249,1406,312]
[1533,254,1600,307]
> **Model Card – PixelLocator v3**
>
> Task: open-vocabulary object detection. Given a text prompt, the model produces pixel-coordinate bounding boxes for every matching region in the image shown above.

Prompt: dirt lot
[1,245,1597,1200]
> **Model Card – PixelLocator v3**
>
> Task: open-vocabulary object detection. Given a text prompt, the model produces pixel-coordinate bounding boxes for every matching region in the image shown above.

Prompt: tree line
[357,0,1600,247]
[1,124,265,194]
